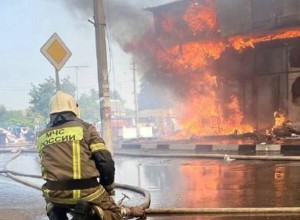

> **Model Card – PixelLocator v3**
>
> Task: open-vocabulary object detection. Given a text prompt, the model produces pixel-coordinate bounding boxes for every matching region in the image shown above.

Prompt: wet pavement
[0,153,45,220]
[2,149,300,219]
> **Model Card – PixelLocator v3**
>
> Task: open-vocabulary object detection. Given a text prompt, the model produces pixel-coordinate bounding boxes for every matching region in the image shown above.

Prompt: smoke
[57,0,180,107]
[105,0,152,48]
[56,0,157,47]
[56,0,160,73]
[55,0,93,19]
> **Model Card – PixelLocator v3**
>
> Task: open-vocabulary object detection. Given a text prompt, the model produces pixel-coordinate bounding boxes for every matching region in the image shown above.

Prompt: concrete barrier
[118,143,300,153]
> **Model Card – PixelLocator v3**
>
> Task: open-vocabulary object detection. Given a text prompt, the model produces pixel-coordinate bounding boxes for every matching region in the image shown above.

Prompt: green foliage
[0,77,76,130]
[25,107,47,129]
[61,77,77,95]
[28,76,130,122]
[110,89,125,104]
[78,89,100,123]
[28,77,76,118]
[7,110,31,127]
[0,105,39,129]
[0,105,9,128]
[1,83,130,130]
[77,89,128,123]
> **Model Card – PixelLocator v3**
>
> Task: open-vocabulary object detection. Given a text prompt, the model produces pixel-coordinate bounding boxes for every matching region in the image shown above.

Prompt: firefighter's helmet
[49,91,79,116]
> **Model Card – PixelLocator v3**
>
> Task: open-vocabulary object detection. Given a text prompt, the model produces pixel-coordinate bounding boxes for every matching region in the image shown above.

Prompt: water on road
[1,151,300,219]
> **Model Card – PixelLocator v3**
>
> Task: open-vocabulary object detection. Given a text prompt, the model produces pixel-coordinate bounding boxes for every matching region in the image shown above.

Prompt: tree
[78,89,100,123]
[28,77,76,118]
[29,77,130,126]
[0,105,37,129]
[110,89,125,103]
[25,108,46,130]
[0,105,9,128]
[7,110,32,128]
[78,89,128,123]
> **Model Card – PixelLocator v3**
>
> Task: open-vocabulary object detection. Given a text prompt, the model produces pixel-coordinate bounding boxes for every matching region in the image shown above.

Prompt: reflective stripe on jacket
[37,115,113,200]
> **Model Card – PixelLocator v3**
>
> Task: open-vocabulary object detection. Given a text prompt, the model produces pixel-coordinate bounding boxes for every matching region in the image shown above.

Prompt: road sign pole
[41,33,72,91]
[55,68,61,91]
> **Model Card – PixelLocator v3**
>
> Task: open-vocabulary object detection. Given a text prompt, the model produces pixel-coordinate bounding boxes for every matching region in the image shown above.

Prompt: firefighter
[37,91,144,220]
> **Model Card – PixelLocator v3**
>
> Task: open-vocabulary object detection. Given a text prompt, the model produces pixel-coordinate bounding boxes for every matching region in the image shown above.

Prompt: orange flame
[273,109,286,129]
[155,41,226,71]
[178,80,253,136]
[178,72,220,135]
[173,1,252,136]
[225,96,254,134]
[183,0,218,34]
[229,30,300,51]
[127,0,300,137]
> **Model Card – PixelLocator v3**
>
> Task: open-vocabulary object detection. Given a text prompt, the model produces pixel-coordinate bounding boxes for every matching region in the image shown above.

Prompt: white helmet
[49,91,79,116]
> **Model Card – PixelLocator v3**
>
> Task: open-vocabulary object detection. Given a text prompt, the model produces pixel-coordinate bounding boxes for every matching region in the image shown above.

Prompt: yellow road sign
[41,33,72,71]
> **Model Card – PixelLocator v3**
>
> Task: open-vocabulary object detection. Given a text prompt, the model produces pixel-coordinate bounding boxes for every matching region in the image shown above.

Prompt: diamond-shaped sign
[41,33,72,71]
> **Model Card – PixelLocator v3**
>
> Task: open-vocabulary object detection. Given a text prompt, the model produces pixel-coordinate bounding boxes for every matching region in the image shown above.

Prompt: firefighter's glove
[121,206,145,218]
[104,183,115,196]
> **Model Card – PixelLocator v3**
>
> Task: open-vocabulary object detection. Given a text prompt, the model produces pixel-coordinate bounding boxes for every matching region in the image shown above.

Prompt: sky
[0,0,176,110]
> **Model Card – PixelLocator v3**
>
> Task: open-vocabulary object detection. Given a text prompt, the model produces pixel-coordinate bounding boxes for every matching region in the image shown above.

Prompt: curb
[118,143,300,153]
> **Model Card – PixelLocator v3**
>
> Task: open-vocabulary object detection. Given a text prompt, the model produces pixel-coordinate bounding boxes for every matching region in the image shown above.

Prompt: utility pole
[65,65,89,100]
[131,59,139,137]
[92,0,113,153]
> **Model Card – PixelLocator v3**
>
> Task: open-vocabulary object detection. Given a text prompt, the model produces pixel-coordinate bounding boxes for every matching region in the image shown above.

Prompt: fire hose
[0,149,151,209]
[115,151,300,161]
[2,149,300,217]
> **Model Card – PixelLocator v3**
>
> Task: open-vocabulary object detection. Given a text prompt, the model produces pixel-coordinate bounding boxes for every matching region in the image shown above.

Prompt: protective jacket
[37,112,115,206]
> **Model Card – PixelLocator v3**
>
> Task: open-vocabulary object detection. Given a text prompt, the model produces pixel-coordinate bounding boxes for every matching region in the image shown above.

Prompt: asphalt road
[2,149,300,219]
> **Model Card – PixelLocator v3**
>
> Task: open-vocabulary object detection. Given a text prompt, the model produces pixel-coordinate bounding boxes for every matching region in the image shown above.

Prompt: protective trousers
[46,186,123,220]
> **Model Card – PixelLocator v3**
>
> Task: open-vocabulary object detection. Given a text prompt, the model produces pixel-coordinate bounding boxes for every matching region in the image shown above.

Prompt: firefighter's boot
[47,206,68,220]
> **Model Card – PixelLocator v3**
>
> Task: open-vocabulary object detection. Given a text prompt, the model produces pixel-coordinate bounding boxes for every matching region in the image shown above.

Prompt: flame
[273,110,286,128]
[155,41,226,71]
[229,30,300,51]
[126,0,300,138]
[226,96,254,134]
[178,83,253,136]
[173,0,252,136]
[183,0,218,34]
[178,73,221,135]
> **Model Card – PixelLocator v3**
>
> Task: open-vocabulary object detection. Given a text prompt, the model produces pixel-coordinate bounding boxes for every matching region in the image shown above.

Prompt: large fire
[126,0,300,137]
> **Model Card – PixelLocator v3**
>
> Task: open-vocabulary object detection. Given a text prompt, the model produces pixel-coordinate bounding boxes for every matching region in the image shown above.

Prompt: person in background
[25,127,35,142]
[37,91,144,220]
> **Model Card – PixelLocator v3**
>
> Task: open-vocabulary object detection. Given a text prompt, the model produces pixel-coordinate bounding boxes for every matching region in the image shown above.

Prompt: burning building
[124,0,300,139]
